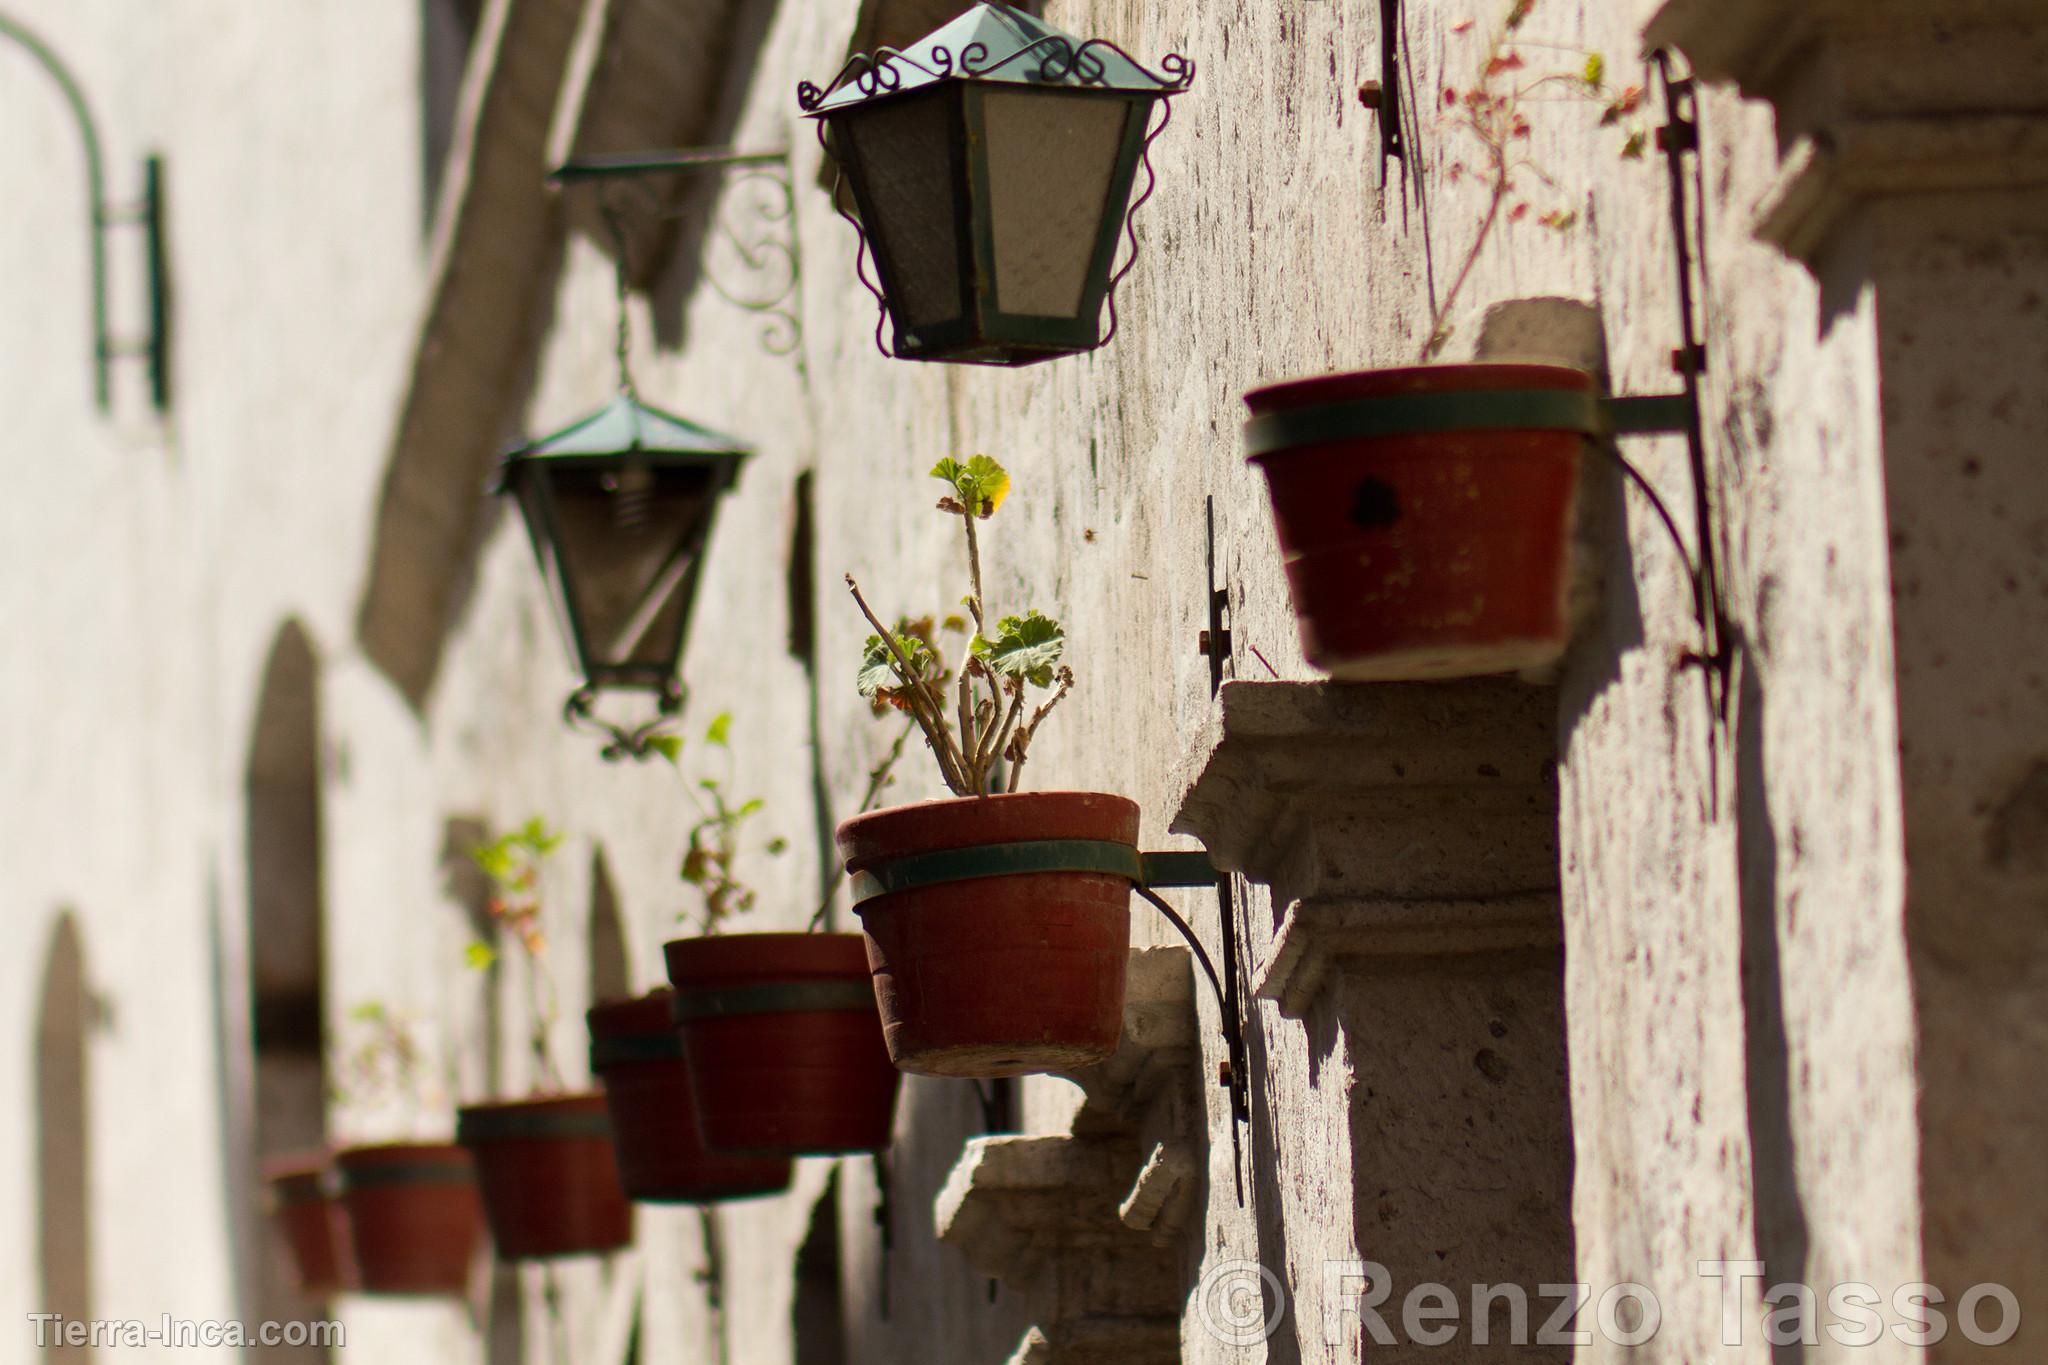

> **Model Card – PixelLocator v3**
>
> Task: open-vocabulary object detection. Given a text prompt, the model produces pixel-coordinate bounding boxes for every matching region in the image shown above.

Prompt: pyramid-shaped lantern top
[798,4,1194,365]
[496,394,750,703]
[504,393,751,465]
[800,4,1192,115]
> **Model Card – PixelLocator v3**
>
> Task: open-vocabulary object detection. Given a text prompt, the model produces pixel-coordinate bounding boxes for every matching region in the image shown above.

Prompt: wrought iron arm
[547,147,803,364]
[0,10,169,411]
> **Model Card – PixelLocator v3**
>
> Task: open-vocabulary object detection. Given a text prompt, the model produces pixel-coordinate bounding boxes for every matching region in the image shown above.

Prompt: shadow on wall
[589,847,633,1004]
[1735,661,1811,1365]
[38,911,94,1365]
[647,0,787,351]
[795,1171,849,1365]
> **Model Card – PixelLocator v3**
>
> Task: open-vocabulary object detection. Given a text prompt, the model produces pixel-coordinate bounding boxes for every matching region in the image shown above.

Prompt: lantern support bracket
[0,11,171,412]
[548,148,802,363]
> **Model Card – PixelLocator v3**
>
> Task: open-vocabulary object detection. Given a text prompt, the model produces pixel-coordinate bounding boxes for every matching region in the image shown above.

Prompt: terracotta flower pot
[837,791,1139,1078]
[456,1093,634,1259]
[663,933,900,1155]
[262,1152,356,1295]
[1244,363,1592,680]
[587,991,794,1202]
[333,1142,482,1295]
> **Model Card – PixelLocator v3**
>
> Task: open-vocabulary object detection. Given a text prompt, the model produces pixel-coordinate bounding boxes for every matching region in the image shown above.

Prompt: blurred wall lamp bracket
[0,11,171,412]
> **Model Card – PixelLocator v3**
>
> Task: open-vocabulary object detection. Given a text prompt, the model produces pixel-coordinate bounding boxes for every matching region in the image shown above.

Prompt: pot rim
[1244,361,1595,411]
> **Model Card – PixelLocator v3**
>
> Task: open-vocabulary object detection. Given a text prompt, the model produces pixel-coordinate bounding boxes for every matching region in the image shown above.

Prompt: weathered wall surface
[8,0,2037,1361]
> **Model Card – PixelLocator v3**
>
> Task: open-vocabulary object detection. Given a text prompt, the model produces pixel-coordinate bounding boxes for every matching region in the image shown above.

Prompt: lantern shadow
[644,0,783,353]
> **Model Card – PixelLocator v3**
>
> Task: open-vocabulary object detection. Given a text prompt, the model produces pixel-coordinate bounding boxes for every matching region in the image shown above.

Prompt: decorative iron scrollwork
[549,148,803,367]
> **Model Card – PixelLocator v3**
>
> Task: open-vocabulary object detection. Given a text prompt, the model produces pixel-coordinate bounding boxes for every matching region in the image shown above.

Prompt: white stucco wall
[10,0,2029,1361]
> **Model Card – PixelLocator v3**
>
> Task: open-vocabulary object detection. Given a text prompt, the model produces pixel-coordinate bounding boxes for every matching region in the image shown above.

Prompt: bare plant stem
[808,718,915,930]
[1005,669,1073,792]
[1422,166,1507,360]
[845,575,970,793]
[527,954,564,1092]
[961,509,988,634]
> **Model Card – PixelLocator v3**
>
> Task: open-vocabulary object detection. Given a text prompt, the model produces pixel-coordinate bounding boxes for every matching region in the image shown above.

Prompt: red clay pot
[587,991,794,1202]
[1245,363,1590,680]
[262,1152,356,1295]
[663,933,900,1155]
[333,1142,482,1295]
[837,792,1139,1078]
[457,1092,634,1258]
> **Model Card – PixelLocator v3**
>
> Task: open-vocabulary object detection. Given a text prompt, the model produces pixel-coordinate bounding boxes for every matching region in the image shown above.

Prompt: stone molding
[933,946,1204,1365]
[1169,679,1560,1019]
[1645,0,2048,265]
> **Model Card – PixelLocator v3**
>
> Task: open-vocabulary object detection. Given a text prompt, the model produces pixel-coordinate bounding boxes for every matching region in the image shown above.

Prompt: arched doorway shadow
[245,622,331,1356]
[38,910,94,1363]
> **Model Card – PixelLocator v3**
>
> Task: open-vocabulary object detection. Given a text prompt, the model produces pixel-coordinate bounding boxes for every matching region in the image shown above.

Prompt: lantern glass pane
[546,462,718,676]
[834,89,964,329]
[981,88,1132,319]
[513,476,585,677]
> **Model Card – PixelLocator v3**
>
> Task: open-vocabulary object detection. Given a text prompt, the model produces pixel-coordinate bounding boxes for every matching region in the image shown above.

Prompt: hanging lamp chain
[601,198,640,405]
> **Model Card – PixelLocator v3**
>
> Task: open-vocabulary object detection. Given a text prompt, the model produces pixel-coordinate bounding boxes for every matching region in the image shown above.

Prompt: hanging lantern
[799,3,1193,366]
[495,395,748,749]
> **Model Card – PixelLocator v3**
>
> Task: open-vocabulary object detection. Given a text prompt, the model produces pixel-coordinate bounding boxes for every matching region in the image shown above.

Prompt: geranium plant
[650,712,789,935]
[467,817,568,1091]
[330,999,446,1131]
[1422,0,1648,357]
[845,456,1072,796]
[463,817,634,1259]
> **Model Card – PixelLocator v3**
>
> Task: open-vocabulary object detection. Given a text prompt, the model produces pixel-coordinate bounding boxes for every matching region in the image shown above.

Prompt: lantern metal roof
[498,393,751,471]
[800,3,1191,116]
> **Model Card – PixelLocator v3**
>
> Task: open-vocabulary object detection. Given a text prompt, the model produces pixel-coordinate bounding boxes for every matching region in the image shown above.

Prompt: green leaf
[706,712,732,746]
[464,941,498,971]
[1583,52,1605,87]
[738,798,765,817]
[350,1001,387,1022]
[1620,129,1648,159]
[766,837,789,855]
[857,631,936,698]
[647,734,683,765]
[972,610,1066,688]
[931,454,1011,517]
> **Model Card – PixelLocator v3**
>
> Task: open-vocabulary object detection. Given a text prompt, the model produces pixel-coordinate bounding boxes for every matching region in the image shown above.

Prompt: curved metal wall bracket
[0,12,171,412]
[549,148,802,366]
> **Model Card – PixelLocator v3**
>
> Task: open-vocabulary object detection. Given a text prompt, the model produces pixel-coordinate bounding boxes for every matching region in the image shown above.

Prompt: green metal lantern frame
[494,397,749,758]
[799,5,1194,365]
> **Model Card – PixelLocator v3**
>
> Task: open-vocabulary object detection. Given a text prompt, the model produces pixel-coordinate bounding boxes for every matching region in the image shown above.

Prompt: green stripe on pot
[670,980,878,1023]
[337,1163,475,1191]
[847,838,1217,904]
[268,1175,332,1205]
[1241,387,1605,457]
[456,1108,614,1143]
[590,1031,683,1069]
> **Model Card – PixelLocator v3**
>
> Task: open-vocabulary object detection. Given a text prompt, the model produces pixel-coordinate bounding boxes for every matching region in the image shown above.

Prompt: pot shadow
[1557,437,1652,753]
[1735,660,1810,1364]
[1245,994,1304,1365]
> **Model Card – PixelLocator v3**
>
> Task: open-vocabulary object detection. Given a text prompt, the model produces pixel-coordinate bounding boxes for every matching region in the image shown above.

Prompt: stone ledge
[1059,945,1196,1139]
[1256,892,1562,1018]
[1170,681,1559,1013]
[1644,0,2048,265]
[933,945,1206,1363]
